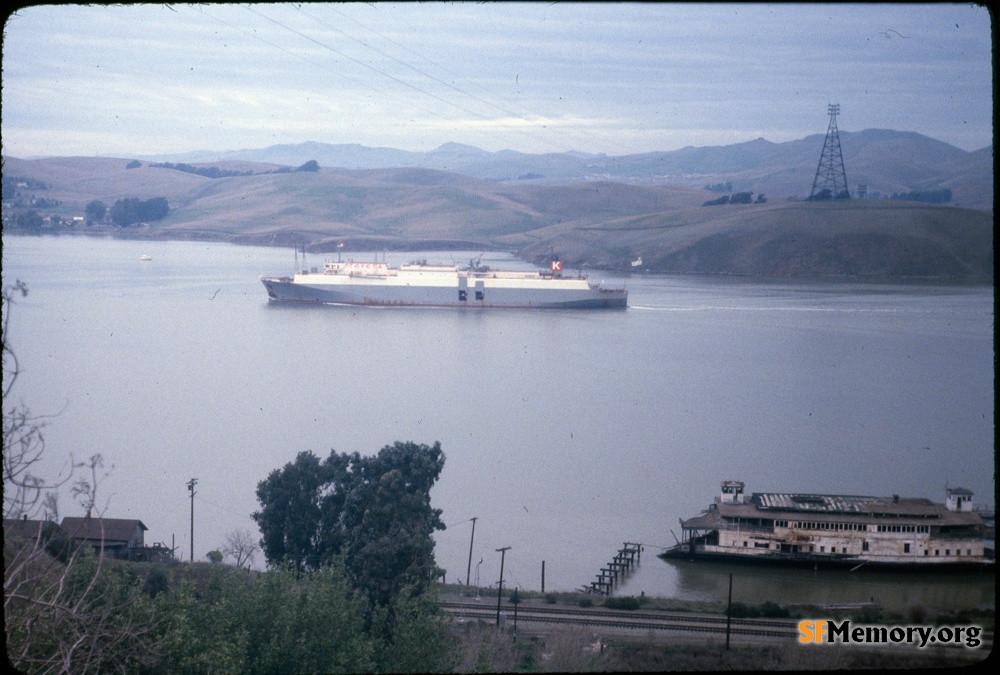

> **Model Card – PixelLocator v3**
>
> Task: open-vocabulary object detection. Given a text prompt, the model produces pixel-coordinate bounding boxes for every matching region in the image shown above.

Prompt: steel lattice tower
[809,104,849,199]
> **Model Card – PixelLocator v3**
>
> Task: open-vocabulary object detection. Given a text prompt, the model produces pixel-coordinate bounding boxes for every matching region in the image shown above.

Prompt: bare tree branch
[222,528,259,568]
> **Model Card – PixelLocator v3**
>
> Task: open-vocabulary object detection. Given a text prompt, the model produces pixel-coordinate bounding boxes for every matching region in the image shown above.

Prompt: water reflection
[660,558,994,612]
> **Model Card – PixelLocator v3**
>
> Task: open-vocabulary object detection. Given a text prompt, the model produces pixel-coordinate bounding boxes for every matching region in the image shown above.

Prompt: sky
[1,3,993,158]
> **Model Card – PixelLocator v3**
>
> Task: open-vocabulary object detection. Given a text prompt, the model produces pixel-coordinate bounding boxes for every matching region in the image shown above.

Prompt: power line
[319,4,636,156]
[312,5,599,155]
[194,6,461,134]
[243,5,559,154]
[194,4,631,156]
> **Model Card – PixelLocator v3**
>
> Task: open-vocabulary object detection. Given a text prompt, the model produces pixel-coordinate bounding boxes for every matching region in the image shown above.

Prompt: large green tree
[253,441,446,604]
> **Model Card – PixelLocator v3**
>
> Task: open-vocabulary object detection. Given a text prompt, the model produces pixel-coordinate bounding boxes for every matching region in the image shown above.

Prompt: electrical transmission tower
[809,104,849,200]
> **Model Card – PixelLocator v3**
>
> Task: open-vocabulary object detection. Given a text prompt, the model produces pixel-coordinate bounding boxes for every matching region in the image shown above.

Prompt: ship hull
[658,546,995,572]
[261,276,627,309]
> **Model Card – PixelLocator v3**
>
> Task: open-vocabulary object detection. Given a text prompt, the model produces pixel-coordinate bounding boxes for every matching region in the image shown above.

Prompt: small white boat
[139,255,152,261]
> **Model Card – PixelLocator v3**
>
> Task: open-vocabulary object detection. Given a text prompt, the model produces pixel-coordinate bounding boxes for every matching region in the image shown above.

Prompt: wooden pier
[579,542,642,595]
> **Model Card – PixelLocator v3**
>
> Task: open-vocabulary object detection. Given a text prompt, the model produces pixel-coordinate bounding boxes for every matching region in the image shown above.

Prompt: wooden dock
[579,542,642,595]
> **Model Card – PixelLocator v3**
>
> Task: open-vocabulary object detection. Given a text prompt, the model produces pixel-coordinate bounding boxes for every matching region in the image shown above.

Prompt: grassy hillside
[3,156,992,281]
[511,199,993,280]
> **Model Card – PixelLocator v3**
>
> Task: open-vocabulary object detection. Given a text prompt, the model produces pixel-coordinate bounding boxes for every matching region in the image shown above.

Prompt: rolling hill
[141,130,993,211]
[2,132,993,282]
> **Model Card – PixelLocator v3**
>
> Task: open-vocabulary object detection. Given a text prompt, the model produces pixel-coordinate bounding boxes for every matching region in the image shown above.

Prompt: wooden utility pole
[187,478,197,562]
[495,546,510,626]
[726,572,733,650]
[466,517,478,586]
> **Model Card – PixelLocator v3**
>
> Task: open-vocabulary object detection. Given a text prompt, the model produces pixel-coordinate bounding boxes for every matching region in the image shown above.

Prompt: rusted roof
[679,509,722,530]
[60,517,146,544]
[712,496,983,527]
[751,492,943,516]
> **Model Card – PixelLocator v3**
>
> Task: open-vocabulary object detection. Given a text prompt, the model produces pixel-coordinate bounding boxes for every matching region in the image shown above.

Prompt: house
[4,516,66,542]
[60,517,147,558]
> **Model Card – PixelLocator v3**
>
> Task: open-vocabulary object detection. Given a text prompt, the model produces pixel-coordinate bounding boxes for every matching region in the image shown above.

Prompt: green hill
[2,156,992,281]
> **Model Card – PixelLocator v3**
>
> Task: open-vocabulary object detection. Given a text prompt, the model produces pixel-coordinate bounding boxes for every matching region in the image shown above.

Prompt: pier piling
[584,542,642,596]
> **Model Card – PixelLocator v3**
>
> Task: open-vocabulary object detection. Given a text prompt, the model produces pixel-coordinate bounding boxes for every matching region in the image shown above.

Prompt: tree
[222,528,258,568]
[253,442,446,605]
[110,197,169,226]
[4,282,159,671]
[206,550,223,564]
[85,199,107,223]
[3,280,70,519]
[16,210,43,229]
[342,442,447,606]
[295,159,320,172]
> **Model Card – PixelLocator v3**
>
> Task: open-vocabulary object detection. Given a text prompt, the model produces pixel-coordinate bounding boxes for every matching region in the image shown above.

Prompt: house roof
[4,518,64,539]
[60,517,147,544]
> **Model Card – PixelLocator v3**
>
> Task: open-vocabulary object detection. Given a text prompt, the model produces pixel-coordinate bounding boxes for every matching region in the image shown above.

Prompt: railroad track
[441,601,993,650]
[440,601,798,640]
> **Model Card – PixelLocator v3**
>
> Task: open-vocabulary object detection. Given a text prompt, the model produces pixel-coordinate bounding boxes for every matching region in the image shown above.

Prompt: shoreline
[5,229,994,287]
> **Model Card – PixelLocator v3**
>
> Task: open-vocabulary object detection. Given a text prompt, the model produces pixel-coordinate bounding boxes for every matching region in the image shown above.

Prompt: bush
[604,596,641,610]
[578,597,593,608]
[544,593,558,604]
[759,601,790,618]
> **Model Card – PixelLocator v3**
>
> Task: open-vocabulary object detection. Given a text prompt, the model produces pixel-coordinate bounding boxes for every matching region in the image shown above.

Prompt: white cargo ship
[261,257,627,309]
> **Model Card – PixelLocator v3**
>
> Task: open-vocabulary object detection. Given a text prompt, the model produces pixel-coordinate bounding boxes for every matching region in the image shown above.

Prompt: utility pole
[495,546,510,626]
[466,517,478,586]
[726,572,733,650]
[187,478,197,562]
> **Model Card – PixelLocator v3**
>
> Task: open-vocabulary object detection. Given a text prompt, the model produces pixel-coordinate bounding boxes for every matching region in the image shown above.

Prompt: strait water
[2,235,994,611]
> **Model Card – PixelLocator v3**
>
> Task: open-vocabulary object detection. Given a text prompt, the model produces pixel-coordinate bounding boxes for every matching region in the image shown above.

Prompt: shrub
[759,601,790,618]
[604,596,641,610]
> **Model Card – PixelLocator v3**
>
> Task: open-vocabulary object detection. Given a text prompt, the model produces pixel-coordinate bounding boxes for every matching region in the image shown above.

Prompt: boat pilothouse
[663,481,993,568]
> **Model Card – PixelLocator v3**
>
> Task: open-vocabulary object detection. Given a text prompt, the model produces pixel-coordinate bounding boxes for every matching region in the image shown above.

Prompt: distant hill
[2,132,993,281]
[139,130,993,211]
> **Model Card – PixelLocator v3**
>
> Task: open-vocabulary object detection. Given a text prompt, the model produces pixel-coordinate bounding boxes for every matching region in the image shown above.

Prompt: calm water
[2,235,993,610]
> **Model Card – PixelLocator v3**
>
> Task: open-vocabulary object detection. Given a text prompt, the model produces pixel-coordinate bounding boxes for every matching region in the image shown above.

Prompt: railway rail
[440,601,993,650]
[440,601,798,640]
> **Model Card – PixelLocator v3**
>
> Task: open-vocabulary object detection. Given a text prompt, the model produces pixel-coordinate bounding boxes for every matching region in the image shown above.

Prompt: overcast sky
[1,3,993,158]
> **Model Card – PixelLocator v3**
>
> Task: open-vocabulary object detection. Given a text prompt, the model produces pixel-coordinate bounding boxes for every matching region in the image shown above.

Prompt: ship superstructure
[662,481,992,568]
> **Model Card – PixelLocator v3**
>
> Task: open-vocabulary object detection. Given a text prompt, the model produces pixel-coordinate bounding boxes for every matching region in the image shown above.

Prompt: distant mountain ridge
[4,128,992,281]
[139,130,992,210]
